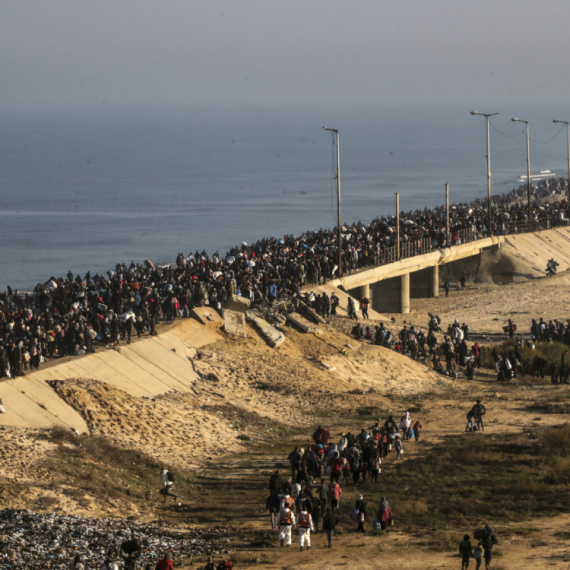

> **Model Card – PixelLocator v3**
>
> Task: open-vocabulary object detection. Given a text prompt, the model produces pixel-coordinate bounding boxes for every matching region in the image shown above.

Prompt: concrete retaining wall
[0,318,221,431]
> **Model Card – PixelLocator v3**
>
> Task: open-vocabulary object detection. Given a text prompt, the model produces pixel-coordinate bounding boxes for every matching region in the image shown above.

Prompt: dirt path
[178,366,570,569]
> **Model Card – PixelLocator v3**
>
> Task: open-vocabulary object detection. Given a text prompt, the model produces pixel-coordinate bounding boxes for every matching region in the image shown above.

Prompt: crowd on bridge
[0,178,568,380]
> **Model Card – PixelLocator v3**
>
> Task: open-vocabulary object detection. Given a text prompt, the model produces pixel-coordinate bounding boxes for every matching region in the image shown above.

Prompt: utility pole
[395,192,400,260]
[323,127,342,277]
[445,183,450,246]
[471,111,498,236]
[512,118,532,226]
[553,119,570,203]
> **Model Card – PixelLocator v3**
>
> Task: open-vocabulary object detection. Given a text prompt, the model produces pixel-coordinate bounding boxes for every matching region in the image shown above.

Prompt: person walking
[348,297,359,320]
[360,296,370,320]
[266,490,281,530]
[560,350,569,384]
[328,481,342,514]
[155,552,174,570]
[322,508,339,548]
[296,507,314,551]
[481,533,493,570]
[394,437,403,459]
[160,467,177,502]
[473,542,483,570]
[376,496,392,530]
[330,293,340,317]
[278,505,296,547]
[474,399,486,431]
[459,534,473,570]
[353,494,367,532]
[317,479,329,513]
[413,420,422,442]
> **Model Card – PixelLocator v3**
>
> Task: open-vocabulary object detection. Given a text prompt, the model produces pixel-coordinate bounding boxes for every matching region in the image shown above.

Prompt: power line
[489,121,523,138]
[530,124,565,144]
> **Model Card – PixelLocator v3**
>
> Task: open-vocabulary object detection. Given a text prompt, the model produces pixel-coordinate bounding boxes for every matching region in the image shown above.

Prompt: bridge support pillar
[401,273,410,314]
[410,266,440,299]
[372,274,410,314]
[431,265,439,298]
[358,283,370,300]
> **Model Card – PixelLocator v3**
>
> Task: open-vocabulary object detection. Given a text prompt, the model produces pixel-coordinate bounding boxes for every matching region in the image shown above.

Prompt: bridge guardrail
[349,215,556,277]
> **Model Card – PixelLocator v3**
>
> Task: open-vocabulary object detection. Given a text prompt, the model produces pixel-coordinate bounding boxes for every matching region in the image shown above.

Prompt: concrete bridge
[331,235,505,314]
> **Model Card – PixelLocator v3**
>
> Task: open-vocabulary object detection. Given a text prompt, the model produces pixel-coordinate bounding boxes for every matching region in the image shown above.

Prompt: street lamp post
[512,118,532,226]
[395,192,400,260]
[553,119,570,202]
[323,127,342,277]
[470,111,498,236]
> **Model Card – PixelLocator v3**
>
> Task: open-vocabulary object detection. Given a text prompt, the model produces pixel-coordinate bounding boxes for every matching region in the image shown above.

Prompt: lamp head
[470,111,478,115]
[554,119,559,123]
[511,118,518,122]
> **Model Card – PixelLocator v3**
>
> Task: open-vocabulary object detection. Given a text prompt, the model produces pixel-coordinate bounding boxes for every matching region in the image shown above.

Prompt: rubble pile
[0,509,231,568]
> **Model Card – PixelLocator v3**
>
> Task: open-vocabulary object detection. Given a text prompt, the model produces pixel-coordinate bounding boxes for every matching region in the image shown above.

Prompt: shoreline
[3,178,569,295]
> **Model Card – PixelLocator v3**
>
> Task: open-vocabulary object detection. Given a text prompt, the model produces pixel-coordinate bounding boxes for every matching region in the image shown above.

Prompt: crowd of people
[349,312,480,381]
[0,178,568,380]
[265,415,422,550]
[347,302,570,390]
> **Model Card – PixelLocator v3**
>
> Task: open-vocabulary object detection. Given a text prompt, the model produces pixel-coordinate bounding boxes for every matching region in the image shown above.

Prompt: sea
[0,104,567,291]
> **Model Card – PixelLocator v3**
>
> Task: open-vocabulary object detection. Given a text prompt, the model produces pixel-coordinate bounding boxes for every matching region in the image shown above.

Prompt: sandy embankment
[1,227,570,568]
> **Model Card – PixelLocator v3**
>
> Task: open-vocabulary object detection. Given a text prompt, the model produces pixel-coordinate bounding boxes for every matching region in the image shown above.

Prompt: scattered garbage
[0,509,232,568]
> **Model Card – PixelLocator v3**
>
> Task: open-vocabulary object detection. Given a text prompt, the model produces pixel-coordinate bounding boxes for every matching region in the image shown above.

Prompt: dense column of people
[266,415,422,549]
[0,179,568,379]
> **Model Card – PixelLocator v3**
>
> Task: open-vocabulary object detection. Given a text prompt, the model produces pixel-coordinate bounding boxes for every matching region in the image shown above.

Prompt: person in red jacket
[328,481,342,514]
[155,553,174,570]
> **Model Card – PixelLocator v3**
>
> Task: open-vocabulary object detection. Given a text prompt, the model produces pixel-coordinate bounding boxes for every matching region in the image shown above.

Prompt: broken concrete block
[225,294,251,313]
[223,309,246,337]
[298,301,328,324]
[246,311,286,347]
[286,313,322,334]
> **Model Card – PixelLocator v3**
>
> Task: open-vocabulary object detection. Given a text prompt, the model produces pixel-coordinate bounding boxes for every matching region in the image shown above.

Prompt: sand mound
[476,227,570,284]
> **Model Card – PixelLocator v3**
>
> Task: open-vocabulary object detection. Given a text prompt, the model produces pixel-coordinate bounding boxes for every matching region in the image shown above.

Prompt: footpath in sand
[2,229,570,568]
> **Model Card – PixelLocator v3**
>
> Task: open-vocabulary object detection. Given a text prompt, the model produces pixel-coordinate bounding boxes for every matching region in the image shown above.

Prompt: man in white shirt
[161,467,177,502]
[296,508,315,551]
[278,506,296,547]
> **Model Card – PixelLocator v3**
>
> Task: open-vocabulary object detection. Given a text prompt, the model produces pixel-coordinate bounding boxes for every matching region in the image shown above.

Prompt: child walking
[394,437,403,459]
[473,542,483,570]
[459,534,473,570]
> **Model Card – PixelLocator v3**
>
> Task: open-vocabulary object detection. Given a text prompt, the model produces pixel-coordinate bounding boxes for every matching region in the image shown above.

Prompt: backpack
[167,471,175,482]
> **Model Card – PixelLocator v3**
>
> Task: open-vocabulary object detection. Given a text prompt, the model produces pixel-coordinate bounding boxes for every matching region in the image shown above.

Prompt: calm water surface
[0,105,565,290]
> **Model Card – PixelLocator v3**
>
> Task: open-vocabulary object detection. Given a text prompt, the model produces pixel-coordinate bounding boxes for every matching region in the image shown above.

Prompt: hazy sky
[1,1,568,112]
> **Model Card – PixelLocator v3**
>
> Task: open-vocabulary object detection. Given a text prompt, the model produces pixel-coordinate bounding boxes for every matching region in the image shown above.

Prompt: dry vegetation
[4,257,570,567]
